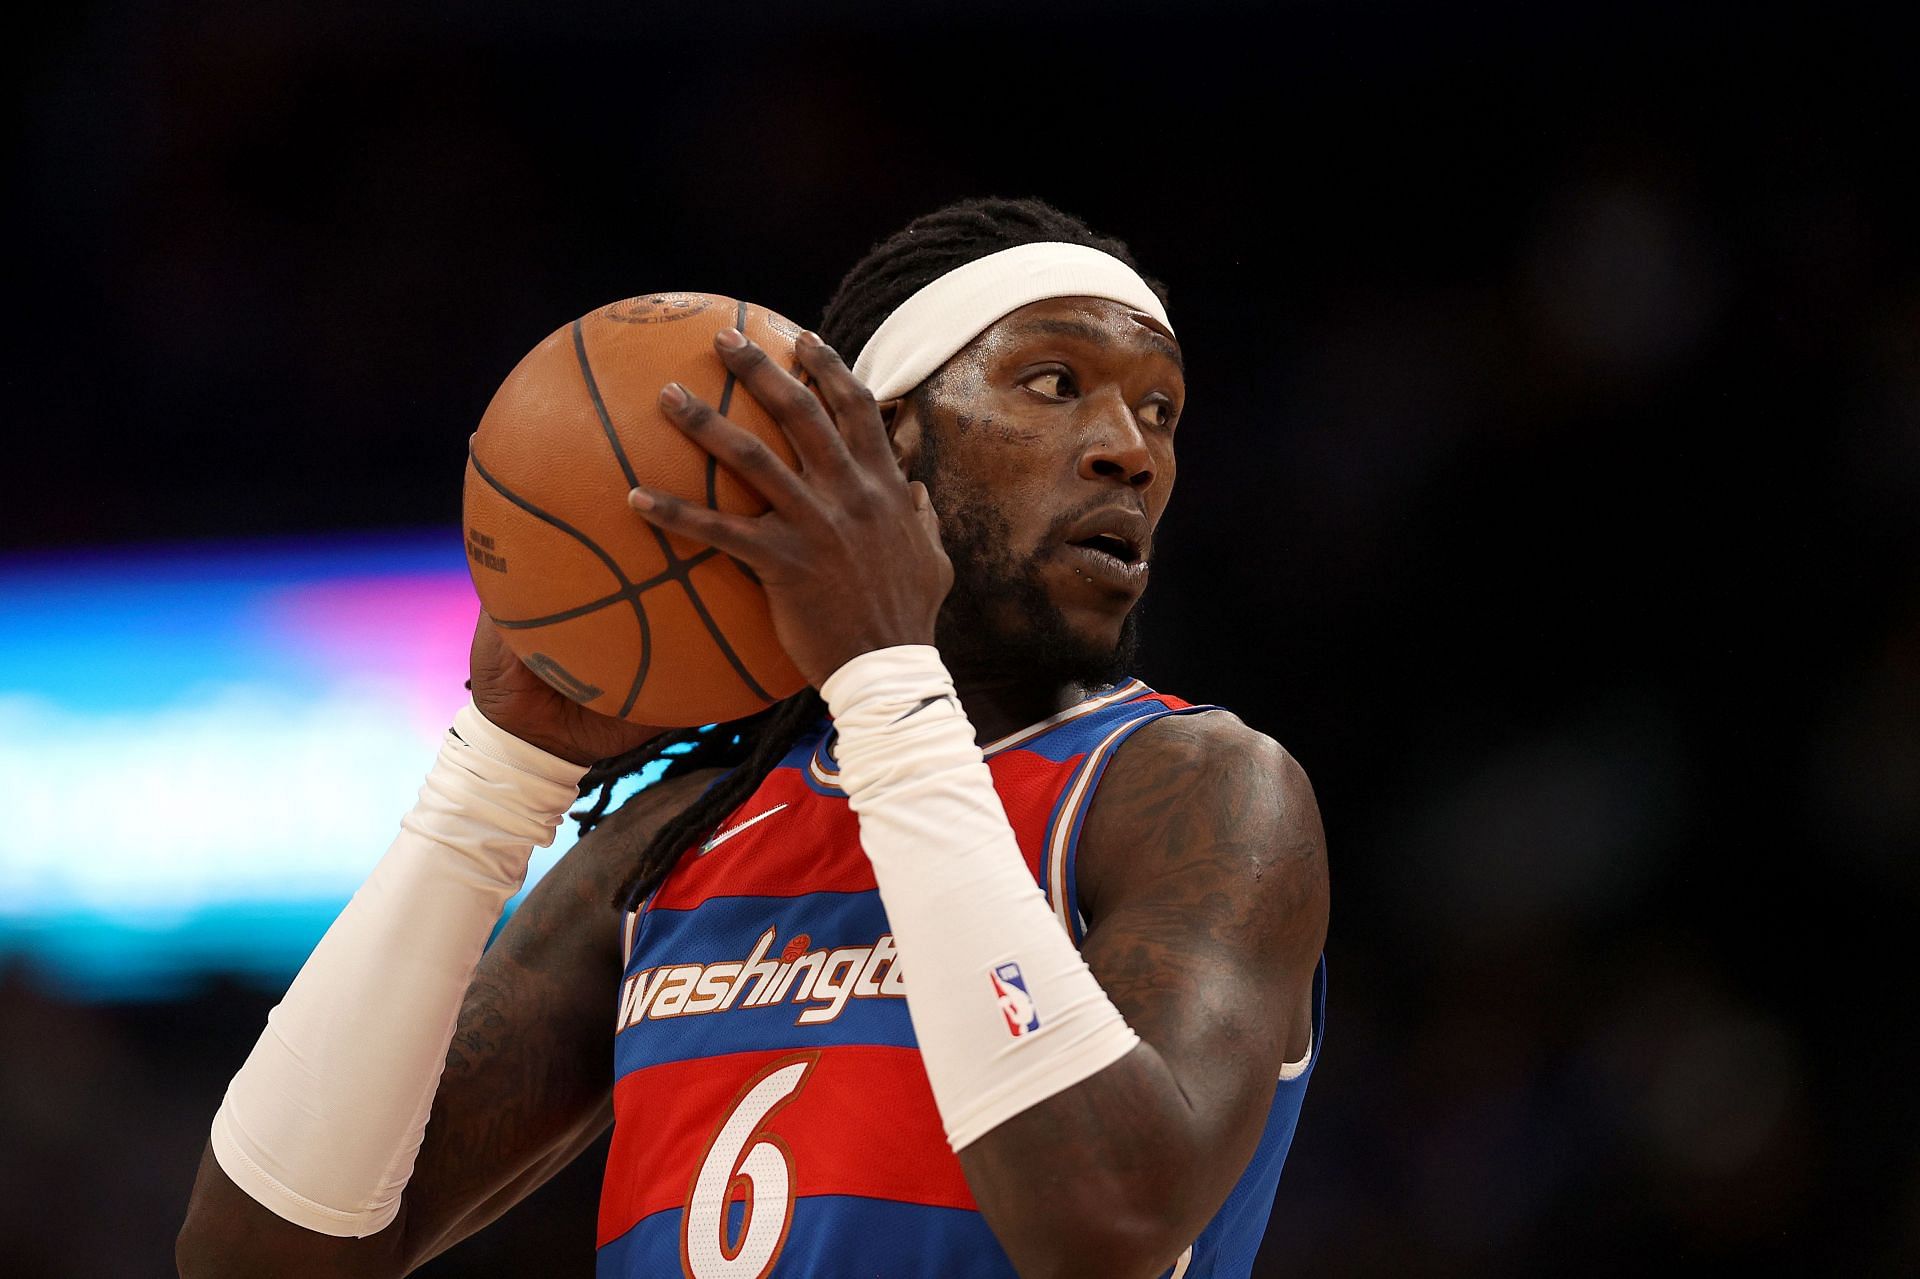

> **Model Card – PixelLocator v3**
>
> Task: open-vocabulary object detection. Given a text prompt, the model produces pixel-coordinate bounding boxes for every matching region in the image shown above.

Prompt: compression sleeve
[208,701,586,1236]
[821,645,1140,1149]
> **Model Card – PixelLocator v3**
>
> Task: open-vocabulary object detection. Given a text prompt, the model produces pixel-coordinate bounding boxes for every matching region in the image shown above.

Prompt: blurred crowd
[6,1,1915,1274]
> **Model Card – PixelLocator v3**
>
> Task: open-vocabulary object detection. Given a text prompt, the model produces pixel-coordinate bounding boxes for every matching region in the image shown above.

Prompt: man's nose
[1079,392,1155,489]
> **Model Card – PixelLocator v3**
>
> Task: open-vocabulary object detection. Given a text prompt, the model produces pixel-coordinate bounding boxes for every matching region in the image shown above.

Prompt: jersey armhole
[1046,703,1220,946]
[620,764,747,967]
[1279,955,1329,1083]
[1278,1026,1313,1082]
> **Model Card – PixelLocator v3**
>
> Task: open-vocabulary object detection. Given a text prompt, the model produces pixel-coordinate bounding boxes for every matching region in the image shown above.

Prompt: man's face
[895,295,1185,687]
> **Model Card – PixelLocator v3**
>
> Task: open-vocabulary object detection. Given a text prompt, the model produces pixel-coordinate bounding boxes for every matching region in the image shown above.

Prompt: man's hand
[469,612,664,766]
[625,328,953,689]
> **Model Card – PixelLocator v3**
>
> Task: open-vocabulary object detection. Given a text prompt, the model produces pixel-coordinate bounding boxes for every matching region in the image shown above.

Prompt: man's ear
[880,397,921,480]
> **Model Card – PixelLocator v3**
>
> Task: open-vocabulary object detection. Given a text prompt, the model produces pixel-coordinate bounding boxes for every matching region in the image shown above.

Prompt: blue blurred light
[0,531,660,1000]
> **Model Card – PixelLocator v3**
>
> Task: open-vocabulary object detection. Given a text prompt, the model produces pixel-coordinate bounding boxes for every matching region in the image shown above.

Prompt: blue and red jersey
[597,680,1325,1278]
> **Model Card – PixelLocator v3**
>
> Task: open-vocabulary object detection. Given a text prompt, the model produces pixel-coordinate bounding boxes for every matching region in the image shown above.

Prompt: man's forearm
[821,647,1203,1274]
[822,647,1311,1276]
[209,702,585,1237]
[823,647,1141,1145]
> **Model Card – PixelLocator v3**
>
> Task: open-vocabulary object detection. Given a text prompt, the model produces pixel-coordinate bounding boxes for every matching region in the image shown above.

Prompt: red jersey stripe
[597,1044,976,1247]
[649,750,1072,913]
[649,774,873,910]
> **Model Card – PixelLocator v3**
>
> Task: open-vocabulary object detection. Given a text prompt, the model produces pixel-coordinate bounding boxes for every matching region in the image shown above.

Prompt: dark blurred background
[5,0,1917,1274]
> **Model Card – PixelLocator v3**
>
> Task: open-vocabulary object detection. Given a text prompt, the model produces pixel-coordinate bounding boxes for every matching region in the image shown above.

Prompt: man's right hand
[468,612,665,767]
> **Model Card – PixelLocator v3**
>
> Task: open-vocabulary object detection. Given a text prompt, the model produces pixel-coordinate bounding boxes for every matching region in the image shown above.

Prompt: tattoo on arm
[955,712,1328,1276]
[403,768,726,1265]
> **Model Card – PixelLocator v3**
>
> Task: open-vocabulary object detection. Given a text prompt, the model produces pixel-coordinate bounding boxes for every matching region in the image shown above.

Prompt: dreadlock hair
[816,196,1169,365]
[590,196,1164,913]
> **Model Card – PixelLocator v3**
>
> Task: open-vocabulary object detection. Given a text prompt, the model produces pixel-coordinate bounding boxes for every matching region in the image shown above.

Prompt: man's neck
[947,669,1095,747]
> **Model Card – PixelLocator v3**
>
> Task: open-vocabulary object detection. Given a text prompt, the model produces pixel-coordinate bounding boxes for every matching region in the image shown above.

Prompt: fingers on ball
[657,383,812,510]
[717,332,850,474]
[629,487,763,559]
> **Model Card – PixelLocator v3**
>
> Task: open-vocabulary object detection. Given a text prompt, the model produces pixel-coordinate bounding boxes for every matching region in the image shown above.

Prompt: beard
[909,423,1142,690]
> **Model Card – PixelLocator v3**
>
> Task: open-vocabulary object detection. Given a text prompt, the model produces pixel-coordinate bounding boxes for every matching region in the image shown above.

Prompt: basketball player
[178,199,1329,1278]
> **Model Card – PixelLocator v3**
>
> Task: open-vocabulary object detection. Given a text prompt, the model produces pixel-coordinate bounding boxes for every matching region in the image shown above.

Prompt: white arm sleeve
[208,701,587,1237]
[822,646,1140,1150]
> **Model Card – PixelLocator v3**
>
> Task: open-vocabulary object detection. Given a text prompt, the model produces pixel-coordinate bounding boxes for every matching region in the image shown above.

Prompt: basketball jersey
[597,679,1327,1278]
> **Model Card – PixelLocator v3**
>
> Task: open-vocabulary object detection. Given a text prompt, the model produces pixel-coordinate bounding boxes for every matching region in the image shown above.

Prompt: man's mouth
[1051,504,1153,595]
[1061,505,1151,573]
[1068,532,1142,565]
[1059,530,1150,593]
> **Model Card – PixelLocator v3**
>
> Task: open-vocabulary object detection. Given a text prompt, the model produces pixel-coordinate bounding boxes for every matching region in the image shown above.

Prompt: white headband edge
[849,242,1171,403]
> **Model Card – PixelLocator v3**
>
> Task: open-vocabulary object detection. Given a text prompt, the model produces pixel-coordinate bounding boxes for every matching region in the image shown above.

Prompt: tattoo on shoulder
[1077,712,1327,1022]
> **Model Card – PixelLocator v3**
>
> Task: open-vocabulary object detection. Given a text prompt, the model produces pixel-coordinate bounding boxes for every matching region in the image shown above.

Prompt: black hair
[814,196,1168,362]
[589,196,1162,912]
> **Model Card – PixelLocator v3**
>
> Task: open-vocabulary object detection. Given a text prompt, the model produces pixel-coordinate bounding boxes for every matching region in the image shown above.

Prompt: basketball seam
[489,586,631,630]
[616,590,654,720]
[470,444,660,714]
[488,547,723,631]
[572,308,779,713]
[673,559,777,704]
[468,446,635,590]
[575,318,643,491]
[715,297,763,590]
[705,298,747,513]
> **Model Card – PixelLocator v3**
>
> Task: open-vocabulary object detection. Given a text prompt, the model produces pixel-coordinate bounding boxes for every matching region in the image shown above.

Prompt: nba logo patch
[990,962,1040,1037]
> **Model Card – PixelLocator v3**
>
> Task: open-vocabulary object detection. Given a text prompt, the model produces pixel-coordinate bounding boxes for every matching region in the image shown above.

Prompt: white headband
[849,241,1173,402]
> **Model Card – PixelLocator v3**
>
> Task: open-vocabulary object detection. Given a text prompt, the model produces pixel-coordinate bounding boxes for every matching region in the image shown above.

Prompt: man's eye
[1140,401,1174,429]
[1023,370,1077,399]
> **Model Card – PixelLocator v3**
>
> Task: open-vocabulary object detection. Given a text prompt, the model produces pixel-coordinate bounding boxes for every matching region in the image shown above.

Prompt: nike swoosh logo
[698,803,789,855]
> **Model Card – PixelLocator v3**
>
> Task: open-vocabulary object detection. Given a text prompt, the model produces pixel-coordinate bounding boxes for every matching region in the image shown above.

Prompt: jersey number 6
[679,1054,818,1279]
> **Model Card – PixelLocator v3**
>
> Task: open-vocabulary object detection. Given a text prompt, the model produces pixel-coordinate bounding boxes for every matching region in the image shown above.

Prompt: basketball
[463,292,808,728]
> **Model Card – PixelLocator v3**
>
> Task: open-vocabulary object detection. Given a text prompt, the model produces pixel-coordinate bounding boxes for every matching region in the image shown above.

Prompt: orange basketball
[463,292,808,727]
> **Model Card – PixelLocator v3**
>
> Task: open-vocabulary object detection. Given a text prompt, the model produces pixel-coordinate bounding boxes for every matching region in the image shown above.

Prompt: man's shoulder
[1079,704,1326,924]
[1113,703,1313,809]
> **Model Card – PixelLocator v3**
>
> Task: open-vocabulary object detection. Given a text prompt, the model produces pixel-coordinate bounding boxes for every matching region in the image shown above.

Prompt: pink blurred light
[256,571,479,738]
